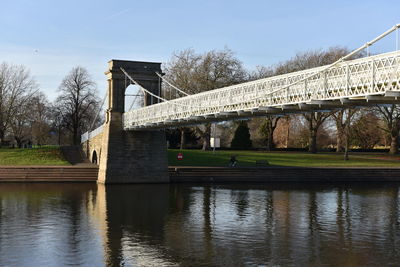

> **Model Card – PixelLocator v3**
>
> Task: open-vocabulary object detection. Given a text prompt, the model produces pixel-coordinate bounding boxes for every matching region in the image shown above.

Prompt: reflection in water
[0,183,103,266]
[0,183,399,266]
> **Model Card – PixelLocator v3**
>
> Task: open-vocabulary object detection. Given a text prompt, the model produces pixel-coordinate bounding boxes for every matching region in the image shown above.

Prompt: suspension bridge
[81,24,400,184]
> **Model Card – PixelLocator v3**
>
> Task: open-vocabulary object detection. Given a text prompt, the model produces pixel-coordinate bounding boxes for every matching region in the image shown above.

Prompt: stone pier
[97,60,169,184]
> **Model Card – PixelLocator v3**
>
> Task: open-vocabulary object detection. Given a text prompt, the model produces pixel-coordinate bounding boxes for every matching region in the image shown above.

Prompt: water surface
[0,183,399,266]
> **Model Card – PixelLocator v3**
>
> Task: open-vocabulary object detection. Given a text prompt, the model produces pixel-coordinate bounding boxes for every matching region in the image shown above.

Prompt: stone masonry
[82,132,103,164]
[95,60,169,184]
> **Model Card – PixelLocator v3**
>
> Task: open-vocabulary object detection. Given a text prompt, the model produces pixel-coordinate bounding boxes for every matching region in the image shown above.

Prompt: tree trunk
[344,129,349,160]
[15,137,23,148]
[202,133,211,151]
[336,127,345,152]
[202,129,211,150]
[343,113,352,160]
[0,128,4,148]
[309,129,317,153]
[262,116,279,151]
[180,128,185,150]
[58,125,61,146]
[344,144,349,160]
[266,130,274,151]
[307,113,317,153]
[389,134,399,154]
[286,119,290,148]
[73,126,79,145]
[200,124,211,151]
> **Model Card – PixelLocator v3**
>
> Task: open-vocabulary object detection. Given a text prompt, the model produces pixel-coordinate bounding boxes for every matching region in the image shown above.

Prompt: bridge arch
[92,150,98,164]
[125,84,145,112]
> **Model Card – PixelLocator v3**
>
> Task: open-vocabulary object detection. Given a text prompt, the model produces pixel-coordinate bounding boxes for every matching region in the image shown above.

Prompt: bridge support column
[98,60,169,184]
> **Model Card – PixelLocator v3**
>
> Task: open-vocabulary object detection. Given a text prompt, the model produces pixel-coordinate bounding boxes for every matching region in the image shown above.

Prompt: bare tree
[248,69,279,150]
[351,110,382,149]
[258,116,281,151]
[0,63,37,146]
[374,104,400,154]
[55,66,100,145]
[247,65,275,81]
[164,49,202,98]
[10,92,51,147]
[339,108,357,160]
[304,111,331,153]
[332,108,357,152]
[49,105,66,146]
[165,48,246,150]
[268,47,353,153]
[195,124,212,150]
[30,92,51,145]
[274,46,353,75]
[10,100,31,148]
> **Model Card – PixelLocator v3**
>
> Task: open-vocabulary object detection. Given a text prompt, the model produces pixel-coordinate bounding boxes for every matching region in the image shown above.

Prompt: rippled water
[0,183,399,266]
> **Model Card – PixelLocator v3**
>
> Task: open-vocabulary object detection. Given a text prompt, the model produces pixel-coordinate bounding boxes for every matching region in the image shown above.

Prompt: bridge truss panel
[123,51,400,130]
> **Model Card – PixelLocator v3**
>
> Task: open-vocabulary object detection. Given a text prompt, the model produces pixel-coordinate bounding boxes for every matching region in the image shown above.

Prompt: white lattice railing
[123,50,400,130]
[81,125,104,143]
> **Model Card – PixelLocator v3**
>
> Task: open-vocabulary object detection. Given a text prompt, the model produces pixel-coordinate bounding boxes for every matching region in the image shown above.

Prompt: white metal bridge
[82,24,400,142]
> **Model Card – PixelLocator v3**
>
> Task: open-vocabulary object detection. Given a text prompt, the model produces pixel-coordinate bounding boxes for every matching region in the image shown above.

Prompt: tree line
[0,64,100,148]
[2,46,399,154]
[164,47,400,155]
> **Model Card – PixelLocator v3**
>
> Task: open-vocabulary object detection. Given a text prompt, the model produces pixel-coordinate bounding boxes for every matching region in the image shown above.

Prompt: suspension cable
[155,72,190,96]
[128,89,140,111]
[123,23,400,114]
[261,23,400,98]
[88,90,108,136]
[120,67,168,102]
[124,78,140,111]
[120,67,204,108]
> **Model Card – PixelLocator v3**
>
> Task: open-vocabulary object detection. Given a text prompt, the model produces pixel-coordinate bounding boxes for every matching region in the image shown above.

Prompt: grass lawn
[0,147,70,166]
[2,147,400,167]
[168,149,400,167]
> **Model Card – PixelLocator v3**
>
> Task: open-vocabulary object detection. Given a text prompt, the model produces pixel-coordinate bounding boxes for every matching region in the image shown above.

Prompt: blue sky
[0,0,399,100]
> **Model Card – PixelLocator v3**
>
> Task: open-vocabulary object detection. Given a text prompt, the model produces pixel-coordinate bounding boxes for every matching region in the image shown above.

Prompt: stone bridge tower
[98,60,169,184]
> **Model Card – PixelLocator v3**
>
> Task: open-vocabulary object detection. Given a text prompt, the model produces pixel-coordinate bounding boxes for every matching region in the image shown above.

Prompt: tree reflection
[81,185,400,266]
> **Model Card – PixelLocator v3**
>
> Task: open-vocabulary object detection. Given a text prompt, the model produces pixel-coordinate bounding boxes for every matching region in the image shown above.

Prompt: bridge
[82,24,400,184]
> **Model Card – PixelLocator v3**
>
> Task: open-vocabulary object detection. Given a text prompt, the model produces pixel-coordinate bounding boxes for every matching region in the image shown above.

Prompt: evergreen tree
[231,121,252,149]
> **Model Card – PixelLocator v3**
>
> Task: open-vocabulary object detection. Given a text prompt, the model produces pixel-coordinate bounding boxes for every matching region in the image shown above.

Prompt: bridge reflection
[89,183,400,266]
[0,183,399,266]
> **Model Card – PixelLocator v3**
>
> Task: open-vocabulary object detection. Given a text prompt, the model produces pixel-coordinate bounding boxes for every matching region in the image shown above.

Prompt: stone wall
[97,111,169,184]
[82,132,103,165]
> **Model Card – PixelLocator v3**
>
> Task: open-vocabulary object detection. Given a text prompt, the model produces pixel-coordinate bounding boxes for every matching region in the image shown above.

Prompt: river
[0,183,399,266]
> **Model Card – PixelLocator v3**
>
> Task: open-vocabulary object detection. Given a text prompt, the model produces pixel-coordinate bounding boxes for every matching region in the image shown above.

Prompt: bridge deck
[122,50,400,130]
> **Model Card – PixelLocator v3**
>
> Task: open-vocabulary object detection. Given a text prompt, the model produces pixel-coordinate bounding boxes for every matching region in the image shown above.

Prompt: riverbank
[169,166,400,183]
[2,148,400,183]
[168,149,400,167]
[0,166,98,182]
[3,165,400,183]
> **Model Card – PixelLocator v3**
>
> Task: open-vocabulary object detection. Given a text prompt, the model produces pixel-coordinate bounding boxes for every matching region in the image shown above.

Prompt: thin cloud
[106,9,131,21]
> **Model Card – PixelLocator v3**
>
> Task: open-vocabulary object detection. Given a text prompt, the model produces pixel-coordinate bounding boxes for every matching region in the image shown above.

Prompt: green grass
[0,147,70,166]
[168,149,400,167]
[2,146,400,167]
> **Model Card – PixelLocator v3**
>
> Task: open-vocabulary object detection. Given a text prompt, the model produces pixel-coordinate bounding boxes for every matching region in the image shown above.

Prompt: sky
[0,0,399,100]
